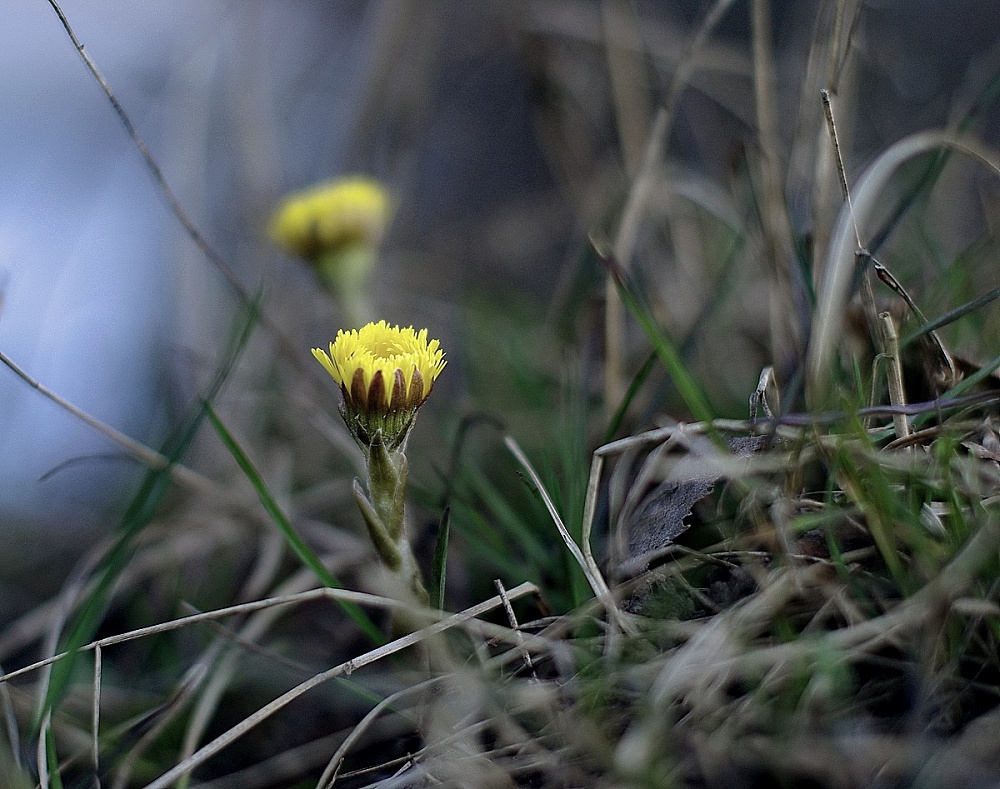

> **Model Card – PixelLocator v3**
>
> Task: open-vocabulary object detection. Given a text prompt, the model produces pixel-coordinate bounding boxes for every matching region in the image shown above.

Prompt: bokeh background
[4,0,1000,611]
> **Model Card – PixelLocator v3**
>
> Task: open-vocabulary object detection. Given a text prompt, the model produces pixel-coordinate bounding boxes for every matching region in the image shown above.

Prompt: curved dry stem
[0,588,400,687]
[141,582,539,789]
[808,131,1000,400]
[0,349,313,528]
[503,436,636,636]
[315,677,440,789]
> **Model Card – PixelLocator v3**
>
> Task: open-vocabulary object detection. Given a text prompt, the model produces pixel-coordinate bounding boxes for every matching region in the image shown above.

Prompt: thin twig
[92,645,102,787]
[808,131,1000,395]
[580,453,607,584]
[43,0,247,307]
[494,579,536,679]
[42,0,358,414]
[821,89,859,242]
[172,566,342,787]
[1,587,400,686]
[821,87,880,350]
[869,255,958,388]
[878,311,911,443]
[0,662,20,771]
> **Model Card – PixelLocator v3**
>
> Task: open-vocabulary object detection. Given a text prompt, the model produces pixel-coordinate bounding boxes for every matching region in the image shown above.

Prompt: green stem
[316,244,376,328]
[366,434,408,542]
[357,432,428,605]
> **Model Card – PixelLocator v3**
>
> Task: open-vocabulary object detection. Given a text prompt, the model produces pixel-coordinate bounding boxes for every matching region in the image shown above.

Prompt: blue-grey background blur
[3,1,1000,612]
[1,1,575,613]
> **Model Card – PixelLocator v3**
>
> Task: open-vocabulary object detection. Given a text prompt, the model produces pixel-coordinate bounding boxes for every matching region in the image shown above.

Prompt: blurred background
[4,0,1000,609]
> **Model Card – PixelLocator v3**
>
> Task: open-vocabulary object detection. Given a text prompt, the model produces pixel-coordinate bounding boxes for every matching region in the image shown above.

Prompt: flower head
[313,321,446,448]
[270,176,390,261]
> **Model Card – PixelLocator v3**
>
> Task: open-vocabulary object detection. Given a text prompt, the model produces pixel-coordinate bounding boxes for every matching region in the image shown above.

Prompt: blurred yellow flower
[313,321,446,446]
[270,176,390,260]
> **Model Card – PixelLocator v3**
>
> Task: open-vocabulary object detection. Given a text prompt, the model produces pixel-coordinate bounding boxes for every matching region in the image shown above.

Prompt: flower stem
[316,244,375,328]
[353,431,428,606]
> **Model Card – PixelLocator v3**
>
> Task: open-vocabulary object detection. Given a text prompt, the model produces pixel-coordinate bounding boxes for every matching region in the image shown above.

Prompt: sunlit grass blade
[205,404,384,646]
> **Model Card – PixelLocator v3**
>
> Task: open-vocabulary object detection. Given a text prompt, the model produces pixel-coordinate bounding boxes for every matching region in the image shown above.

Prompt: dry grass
[4,1,1000,787]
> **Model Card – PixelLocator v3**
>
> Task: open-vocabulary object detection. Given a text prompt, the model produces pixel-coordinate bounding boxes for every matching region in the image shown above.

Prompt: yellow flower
[270,176,390,260]
[313,321,446,447]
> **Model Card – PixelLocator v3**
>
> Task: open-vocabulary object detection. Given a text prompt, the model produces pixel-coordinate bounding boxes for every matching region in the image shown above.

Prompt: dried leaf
[625,435,769,569]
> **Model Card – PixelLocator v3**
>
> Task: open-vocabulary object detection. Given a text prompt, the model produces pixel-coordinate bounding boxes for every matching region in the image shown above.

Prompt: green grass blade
[45,728,64,789]
[604,228,743,441]
[836,444,906,589]
[205,404,384,645]
[596,242,716,424]
[430,506,451,611]
[942,351,1000,398]
[467,467,552,566]
[449,496,540,581]
[603,350,657,443]
[39,294,263,734]
[902,281,1000,347]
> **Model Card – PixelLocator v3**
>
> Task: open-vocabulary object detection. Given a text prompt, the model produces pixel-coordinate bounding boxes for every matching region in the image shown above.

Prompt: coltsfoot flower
[270,176,390,260]
[313,320,446,449]
[313,321,445,606]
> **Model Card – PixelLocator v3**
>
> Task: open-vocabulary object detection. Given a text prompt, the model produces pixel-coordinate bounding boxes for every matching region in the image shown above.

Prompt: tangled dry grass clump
[4,1,1000,787]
